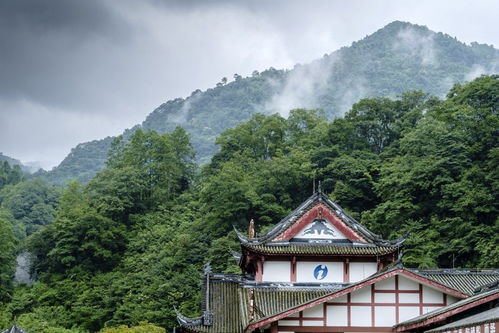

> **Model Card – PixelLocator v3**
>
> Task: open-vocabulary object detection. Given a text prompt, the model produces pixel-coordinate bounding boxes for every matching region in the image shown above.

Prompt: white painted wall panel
[422,285,443,303]
[375,277,395,290]
[326,305,348,326]
[399,306,420,322]
[278,320,299,326]
[399,293,420,303]
[296,261,343,282]
[263,261,290,282]
[447,295,459,304]
[375,306,396,326]
[375,292,396,303]
[350,262,377,282]
[399,276,420,290]
[303,304,324,317]
[351,288,371,303]
[351,306,372,326]
[302,320,324,326]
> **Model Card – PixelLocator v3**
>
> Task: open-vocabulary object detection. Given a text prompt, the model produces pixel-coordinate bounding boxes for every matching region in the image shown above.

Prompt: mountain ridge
[42,21,499,185]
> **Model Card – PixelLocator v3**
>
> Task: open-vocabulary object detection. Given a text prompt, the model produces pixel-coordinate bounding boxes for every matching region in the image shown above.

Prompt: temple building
[176,190,499,333]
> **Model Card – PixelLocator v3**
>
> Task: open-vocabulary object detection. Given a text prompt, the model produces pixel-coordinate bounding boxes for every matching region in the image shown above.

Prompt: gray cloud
[0,0,498,168]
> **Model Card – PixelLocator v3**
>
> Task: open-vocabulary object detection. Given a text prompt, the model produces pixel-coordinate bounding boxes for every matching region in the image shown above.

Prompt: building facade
[176,191,499,333]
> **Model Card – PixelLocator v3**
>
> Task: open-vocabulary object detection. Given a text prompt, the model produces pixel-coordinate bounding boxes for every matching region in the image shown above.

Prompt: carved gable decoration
[273,203,366,242]
[294,218,347,240]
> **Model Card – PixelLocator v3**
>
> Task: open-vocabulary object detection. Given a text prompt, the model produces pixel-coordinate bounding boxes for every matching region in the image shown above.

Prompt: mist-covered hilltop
[44,21,499,185]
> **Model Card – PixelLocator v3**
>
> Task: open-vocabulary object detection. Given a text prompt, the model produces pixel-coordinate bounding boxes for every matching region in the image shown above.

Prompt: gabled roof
[245,265,469,332]
[425,307,499,333]
[413,269,499,296]
[236,191,404,256]
[394,282,499,332]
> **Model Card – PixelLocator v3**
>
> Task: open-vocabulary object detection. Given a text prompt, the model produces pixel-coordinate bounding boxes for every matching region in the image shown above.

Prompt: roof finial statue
[203,262,212,275]
[248,219,255,238]
[318,180,322,193]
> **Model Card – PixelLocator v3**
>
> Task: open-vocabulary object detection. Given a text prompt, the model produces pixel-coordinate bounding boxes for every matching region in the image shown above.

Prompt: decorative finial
[248,219,255,238]
[318,180,322,193]
[318,206,324,219]
[203,262,212,275]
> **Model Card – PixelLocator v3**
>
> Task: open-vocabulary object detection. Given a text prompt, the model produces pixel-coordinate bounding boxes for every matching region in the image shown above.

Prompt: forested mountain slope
[1,76,496,332]
[44,21,499,185]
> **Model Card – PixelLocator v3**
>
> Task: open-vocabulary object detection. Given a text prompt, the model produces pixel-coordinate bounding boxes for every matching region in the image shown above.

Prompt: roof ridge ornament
[248,219,255,238]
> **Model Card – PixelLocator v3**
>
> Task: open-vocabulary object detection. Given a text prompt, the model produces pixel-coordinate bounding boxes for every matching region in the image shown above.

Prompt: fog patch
[15,252,34,286]
[265,55,338,117]
[393,26,437,67]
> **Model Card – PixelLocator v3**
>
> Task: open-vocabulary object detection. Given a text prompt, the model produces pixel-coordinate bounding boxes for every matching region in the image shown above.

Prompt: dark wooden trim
[419,283,423,315]
[347,292,352,327]
[395,275,400,324]
[344,259,350,283]
[371,284,376,326]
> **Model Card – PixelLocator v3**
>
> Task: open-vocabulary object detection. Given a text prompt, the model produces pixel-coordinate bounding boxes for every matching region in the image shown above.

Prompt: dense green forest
[43,21,499,185]
[0,75,497,332]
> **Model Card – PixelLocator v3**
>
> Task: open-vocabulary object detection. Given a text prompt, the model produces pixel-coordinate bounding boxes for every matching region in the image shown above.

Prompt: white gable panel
[399,275,420,290]
[351,287,371,303]
[423,285,444,303]
[375,276,395,290]
[294,219,347,240]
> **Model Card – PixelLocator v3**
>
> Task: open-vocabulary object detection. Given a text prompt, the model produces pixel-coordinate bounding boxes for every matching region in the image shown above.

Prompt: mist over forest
[0,19,498,333]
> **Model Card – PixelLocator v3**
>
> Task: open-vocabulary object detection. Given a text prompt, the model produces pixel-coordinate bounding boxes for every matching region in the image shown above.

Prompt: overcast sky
[1,0,498,169]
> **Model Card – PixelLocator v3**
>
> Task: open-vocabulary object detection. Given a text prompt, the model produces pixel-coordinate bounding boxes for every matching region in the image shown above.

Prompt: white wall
[326,305,348,326]
[423,285,444,303]
[296,261,343,282]
[399,276,420,290]
[351,306,371,326]
[375,306,396,326]
[263,261,290,282]
[349,262,377,282]
[399,306,420,322]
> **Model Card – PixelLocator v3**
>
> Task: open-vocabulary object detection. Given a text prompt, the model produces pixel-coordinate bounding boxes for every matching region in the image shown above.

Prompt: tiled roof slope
[178,277,243,333]
[178,275,338,333]
[243,242,400,256]
[425,307,499,333]
[414,269,499,296]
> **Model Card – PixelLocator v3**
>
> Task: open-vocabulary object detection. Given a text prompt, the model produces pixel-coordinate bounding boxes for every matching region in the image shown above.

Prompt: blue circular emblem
[313,264,328,280]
